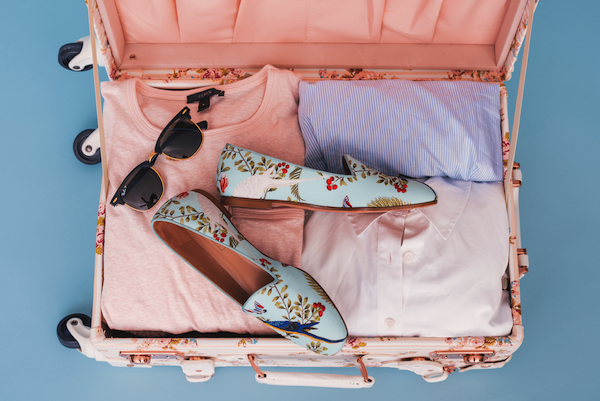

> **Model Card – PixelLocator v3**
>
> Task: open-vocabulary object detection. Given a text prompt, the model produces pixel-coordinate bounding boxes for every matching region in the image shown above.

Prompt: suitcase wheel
[57,313,91,349]
[58,42,92,71]
[73,129,101,165]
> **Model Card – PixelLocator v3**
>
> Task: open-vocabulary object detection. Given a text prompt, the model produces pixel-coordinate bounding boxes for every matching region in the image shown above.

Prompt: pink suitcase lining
[94,0,531,83]
[86,0,535,382]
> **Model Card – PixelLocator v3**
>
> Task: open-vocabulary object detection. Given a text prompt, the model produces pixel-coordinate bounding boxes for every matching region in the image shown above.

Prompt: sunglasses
[110,107,204,211]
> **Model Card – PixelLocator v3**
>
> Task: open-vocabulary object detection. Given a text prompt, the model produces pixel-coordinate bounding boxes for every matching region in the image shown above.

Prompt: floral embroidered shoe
[217,144,437,212]
[151,190,348,355]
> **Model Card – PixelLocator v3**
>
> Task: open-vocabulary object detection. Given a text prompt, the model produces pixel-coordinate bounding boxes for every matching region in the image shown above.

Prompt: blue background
[1,1,598,400]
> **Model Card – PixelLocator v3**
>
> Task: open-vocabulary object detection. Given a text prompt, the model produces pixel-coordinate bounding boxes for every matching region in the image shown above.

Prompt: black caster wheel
[73,129,101,165]
[58,42,92,71]
[57,313,91,349]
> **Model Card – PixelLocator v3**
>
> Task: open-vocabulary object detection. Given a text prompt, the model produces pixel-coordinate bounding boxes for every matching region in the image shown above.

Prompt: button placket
[376,211,407,335]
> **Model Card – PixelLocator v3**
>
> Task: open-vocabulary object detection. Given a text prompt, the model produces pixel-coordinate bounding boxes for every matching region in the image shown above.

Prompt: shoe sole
[220,196,437,213]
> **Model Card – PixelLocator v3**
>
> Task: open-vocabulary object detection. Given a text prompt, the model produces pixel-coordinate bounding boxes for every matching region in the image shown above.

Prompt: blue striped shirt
[299,80,502,182]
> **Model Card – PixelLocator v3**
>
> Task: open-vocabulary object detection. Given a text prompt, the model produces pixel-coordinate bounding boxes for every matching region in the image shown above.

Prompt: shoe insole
[154,221,274,305]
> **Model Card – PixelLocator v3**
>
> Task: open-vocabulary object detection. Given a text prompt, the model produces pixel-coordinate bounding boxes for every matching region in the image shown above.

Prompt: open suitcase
[57,0,536,388]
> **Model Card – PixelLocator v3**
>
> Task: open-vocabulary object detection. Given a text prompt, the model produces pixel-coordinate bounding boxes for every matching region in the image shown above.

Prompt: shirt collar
[348,177,472,240]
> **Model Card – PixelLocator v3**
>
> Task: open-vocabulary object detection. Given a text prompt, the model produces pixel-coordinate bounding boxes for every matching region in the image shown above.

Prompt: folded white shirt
[301,177,513,337]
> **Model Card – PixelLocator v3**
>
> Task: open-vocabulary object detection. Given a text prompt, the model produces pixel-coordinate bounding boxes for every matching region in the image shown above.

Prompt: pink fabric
[100,65,305,335]
[113,0,509,44]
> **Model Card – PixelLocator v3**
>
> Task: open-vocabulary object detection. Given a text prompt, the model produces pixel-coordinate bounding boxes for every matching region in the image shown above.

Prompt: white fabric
[301,177,513,337]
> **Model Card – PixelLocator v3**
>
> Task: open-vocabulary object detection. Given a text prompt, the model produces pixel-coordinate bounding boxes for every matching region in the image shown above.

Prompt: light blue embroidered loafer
[217,144,437,212]
[151,189,348,355]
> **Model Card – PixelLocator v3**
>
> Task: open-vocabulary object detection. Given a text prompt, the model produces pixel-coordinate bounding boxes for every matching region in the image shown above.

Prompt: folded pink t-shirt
[101,65,306,335]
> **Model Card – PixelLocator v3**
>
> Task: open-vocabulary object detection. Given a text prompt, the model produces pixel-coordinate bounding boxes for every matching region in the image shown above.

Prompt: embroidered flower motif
[351,70,381,80]
[179,338,198,347]
[95,201,106,255]
[238,338,259,348]
[503,133,510,162]
[95,224,104,255]
[195,68,246,82]
[325,176,338,191]
[277,163,290,174]
[176,192,189,200]
[155,338,172,348]
[467,337,485,348]
[259,258,271,267]
[446,69,505,82]
[394,181,407,193]
[219,174,229,193]
[312,302,326,317]
[212,231,227,243]
[318,68,387,81]
[512,309,522,325]
[347,338,367,349]
[319,69,340,79]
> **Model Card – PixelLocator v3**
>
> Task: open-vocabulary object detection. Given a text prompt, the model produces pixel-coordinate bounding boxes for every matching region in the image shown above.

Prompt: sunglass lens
[159,118,203,159]
[121,166,163,211]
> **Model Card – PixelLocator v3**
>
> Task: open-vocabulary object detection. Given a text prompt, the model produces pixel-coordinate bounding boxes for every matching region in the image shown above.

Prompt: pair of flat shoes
[152,145,437,355]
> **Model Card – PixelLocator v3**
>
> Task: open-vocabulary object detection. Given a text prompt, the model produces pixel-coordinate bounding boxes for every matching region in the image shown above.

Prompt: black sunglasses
[110,107,204,211]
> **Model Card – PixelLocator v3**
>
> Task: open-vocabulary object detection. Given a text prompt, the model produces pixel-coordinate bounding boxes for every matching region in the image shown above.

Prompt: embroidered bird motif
[259,320,345,344]
[342,195,352,208]
[244,301,267,314]
[233,166,326,199]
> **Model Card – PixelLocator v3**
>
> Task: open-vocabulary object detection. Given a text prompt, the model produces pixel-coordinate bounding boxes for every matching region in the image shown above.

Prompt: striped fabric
[299,80,502,182]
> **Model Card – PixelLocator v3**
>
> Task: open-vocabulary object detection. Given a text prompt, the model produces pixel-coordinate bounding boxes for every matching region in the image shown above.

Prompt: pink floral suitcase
[58,0,536,388]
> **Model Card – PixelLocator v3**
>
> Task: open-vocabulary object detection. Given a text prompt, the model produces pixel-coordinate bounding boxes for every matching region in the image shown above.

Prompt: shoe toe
[243,264,348,356]
[406,178,438,204]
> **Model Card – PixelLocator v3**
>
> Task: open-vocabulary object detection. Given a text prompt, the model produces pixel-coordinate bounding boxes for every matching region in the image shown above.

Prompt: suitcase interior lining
[97,0,528,71]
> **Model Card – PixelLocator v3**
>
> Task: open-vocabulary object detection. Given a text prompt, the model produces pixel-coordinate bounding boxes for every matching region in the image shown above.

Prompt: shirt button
[385,318,395,328]
[403,252,414,262]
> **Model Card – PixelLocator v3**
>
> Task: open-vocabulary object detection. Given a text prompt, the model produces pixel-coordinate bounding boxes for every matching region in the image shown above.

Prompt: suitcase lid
[94,0,535,83]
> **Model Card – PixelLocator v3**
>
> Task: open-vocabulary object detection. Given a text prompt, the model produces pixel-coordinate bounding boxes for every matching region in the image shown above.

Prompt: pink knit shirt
[101,65,305,335]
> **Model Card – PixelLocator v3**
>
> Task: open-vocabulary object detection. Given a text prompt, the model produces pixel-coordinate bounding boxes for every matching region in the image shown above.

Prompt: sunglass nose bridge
[148,152,159,164]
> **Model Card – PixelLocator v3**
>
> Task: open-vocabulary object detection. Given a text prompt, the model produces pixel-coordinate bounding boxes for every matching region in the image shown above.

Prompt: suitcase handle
[248,355,374,389]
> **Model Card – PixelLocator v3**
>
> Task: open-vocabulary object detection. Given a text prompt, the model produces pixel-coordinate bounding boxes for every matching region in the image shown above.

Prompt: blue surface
[1,1,598,399]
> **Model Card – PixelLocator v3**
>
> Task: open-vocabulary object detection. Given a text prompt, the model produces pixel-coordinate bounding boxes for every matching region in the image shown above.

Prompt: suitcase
[57,0,536,388]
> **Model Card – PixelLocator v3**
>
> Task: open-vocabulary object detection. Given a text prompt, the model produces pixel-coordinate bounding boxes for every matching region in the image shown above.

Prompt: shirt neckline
[348,177,472,239]
[126,65,279,140]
